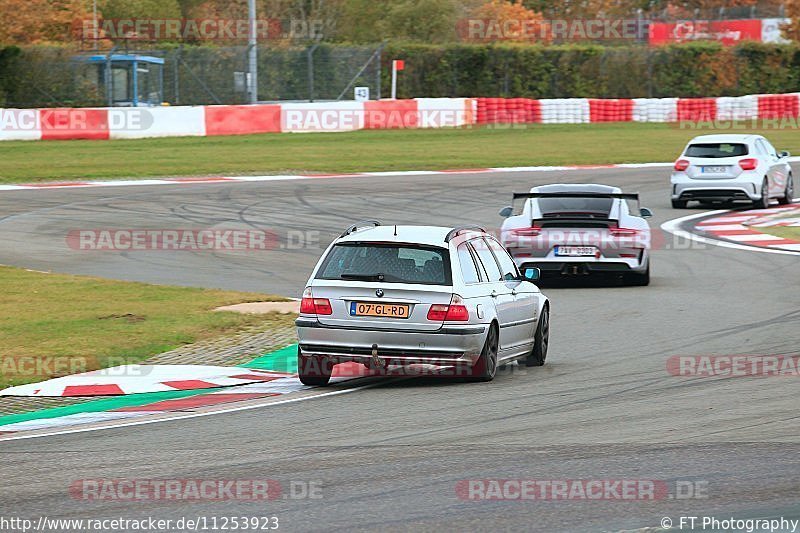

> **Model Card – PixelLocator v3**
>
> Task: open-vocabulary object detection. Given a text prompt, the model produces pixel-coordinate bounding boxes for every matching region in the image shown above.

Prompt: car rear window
[316,243,452,286]
[536,197,613,217]
[685,143,748,158]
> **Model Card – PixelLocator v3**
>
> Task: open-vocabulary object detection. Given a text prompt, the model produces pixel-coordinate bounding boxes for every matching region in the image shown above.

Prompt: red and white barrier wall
[475,93,800,125]
[1,93,799,141]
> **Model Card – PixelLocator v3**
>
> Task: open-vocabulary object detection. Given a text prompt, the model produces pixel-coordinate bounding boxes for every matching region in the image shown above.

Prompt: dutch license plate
[702,166,727,174]
[350,302,410,319]
[555,246,597,257]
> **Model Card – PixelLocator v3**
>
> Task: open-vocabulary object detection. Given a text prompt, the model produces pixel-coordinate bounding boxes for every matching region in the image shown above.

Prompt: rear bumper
[671,174,762,201]
[295,319,487,366]
[518,258,646,276]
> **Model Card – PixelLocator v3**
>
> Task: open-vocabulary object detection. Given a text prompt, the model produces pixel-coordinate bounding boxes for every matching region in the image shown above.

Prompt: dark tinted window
[471,238,502,282]
[685,143,748,158]
[486,238,519,281]
[457,243,481,284]
[316,243,451,286]
[537,197,613,216]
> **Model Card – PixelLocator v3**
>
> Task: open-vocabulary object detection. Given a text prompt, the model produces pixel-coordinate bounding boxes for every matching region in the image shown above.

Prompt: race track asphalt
[0,167,799,532]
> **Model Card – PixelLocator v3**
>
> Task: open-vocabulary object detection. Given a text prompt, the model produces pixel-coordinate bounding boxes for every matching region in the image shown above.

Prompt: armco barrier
[110,106,206,139]
[365,100,419,129]
[205,105,280,136]
[1,93,799,141]
[40,108,109,141]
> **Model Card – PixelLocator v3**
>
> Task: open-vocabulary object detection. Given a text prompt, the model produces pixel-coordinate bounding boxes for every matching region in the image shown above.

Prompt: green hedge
[2,42,800,107]
[383,41,800,99]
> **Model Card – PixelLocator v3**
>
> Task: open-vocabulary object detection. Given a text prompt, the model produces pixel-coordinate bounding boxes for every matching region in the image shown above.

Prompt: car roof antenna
[394,225,397,236]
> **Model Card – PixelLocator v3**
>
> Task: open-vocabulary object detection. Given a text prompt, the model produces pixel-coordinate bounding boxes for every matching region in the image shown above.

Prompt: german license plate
[702,166,727,173]
[350,302,410,318]
[555,246,597,257]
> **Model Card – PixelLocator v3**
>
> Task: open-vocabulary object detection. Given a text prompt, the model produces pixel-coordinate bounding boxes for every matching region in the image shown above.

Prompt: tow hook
[371,344,382,368]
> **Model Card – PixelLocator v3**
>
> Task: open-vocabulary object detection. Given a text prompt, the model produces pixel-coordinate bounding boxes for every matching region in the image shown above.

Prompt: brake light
[299,287,332,315]
[510,226,542,237]
[427,294,469,322]
[609,227,640,237]
[427,305,448,321]
[674,159,690,171]
[739,158,757,171]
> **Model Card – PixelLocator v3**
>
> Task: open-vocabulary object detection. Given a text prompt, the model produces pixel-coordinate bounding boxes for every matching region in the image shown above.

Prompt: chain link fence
[2,38,799,106]
[0,43,383,108]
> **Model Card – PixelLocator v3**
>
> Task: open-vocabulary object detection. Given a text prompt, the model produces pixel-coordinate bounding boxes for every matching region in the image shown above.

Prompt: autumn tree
[468,0,543,42]
[0,0,91,44]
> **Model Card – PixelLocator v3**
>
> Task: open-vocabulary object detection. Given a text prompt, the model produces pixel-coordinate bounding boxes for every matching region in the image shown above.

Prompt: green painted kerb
[245,344,298,374]
[0,344,300,429]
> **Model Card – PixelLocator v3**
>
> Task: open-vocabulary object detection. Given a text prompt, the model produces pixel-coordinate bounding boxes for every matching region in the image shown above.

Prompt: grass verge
[757,226,800,241]
[0,266,289,389]
[2,123,800,183]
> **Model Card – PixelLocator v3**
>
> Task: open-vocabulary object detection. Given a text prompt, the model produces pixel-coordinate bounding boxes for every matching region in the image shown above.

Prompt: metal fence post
[307,44,320,102]
[173,47,181,105]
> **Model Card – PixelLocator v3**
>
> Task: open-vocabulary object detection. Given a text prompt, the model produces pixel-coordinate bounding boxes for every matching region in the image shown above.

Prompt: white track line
[0,380,385,442]
[661,201,800,257]
[0,163,676,193]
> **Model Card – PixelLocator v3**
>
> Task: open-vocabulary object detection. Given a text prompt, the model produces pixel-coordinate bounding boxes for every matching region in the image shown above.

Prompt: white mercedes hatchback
[295,222,550,386]
[671,134,793,208]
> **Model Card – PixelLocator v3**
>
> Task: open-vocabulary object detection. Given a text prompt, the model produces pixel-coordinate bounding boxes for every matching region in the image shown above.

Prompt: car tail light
[427,294,469,322]
[510,226,542,237]
[674,159,690,171]
[739,158,757,171]
[300,287,332,316]
[609,227,640,237]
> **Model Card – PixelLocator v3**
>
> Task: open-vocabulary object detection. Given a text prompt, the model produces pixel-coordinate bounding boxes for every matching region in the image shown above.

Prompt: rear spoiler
[510,192,641,211]
[512,192,640,201]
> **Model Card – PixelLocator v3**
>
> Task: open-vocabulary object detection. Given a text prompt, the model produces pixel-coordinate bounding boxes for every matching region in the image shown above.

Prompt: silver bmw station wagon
[295,221,550,386]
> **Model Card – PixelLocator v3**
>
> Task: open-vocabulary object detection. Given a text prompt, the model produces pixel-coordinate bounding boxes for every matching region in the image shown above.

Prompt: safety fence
[1,93,799,141]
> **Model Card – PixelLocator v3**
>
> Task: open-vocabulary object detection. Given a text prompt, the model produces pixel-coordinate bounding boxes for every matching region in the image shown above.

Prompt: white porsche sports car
[499,184,653,286]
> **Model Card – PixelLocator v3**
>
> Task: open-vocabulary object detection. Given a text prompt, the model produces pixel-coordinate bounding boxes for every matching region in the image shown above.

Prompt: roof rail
[340,220,381,238]
[444,225,487,242]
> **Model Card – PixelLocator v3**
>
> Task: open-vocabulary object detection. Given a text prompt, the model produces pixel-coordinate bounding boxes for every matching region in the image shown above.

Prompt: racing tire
[298,348,333,386]
[521,306,549,367]
[778,174,794,205]
[627,264,651,287]
[754,180,770,209]
[470,324,499,382]
[671,199,688,209]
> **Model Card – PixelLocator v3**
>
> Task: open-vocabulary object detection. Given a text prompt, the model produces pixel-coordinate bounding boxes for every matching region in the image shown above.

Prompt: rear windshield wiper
[340,273,387,281]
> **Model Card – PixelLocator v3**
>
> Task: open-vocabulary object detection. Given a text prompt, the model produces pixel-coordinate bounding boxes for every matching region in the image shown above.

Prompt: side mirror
[499,206,513,218]
[639,207,653,219]
[780,150,791,158]
[522,267,541,282]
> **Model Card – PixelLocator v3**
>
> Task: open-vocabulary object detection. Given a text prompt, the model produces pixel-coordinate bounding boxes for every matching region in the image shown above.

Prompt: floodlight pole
[93,0,98,50]
[248,0,258,104]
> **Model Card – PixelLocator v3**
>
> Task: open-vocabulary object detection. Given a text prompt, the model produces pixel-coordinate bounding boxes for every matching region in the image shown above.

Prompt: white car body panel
[671,134,792,204]
[499,184,652,279]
